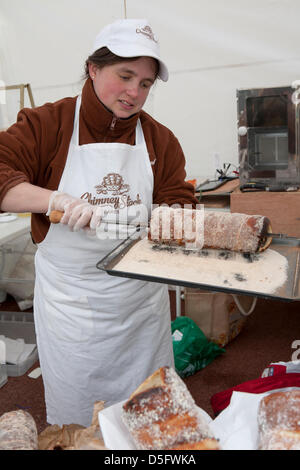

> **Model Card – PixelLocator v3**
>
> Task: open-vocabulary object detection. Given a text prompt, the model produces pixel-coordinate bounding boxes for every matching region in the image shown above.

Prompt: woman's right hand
[47,191,102,231]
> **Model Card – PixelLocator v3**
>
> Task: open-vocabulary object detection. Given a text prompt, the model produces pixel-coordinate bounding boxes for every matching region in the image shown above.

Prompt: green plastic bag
[171,316,225,378]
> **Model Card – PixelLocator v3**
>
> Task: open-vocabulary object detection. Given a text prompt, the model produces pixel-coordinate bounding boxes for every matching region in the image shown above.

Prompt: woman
[0,19,197,427]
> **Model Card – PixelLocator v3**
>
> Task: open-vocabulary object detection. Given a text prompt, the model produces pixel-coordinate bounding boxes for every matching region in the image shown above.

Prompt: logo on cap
[136,25,158,43]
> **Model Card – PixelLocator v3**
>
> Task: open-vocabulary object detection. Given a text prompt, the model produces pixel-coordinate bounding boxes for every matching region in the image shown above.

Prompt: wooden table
[196,178,240,209]
[230,187,300,237]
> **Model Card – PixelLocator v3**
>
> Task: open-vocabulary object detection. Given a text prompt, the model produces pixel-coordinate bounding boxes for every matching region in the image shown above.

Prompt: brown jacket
[0,78,197,243]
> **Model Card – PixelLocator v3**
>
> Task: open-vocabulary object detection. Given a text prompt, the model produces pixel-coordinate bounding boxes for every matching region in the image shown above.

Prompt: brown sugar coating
[149,207,271,253]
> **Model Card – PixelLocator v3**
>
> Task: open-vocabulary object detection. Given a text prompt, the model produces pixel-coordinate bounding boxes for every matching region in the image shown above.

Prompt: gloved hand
[46,191,102,232]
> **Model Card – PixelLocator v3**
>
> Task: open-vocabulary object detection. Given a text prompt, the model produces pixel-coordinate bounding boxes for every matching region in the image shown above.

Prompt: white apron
[34,96,174,427]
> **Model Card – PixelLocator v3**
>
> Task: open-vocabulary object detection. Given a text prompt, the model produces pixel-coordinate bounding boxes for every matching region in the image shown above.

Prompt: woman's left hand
[47,191,103,231]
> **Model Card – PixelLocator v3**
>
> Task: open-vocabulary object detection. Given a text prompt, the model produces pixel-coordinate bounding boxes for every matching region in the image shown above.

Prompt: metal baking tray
[96,229,300,301]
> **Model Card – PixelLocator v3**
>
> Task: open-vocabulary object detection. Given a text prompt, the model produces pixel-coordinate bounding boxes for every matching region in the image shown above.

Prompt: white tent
[1,0,299,179]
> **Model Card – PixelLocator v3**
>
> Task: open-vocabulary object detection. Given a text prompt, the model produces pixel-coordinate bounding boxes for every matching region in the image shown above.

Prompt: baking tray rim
[96,231,300,302]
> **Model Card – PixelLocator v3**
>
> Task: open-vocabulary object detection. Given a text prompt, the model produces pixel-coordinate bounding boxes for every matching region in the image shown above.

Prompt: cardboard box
[230,188,300,237]
[184,288,254,348]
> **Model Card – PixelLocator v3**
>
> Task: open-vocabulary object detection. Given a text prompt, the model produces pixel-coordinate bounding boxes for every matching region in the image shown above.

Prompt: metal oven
[237,84,300,190]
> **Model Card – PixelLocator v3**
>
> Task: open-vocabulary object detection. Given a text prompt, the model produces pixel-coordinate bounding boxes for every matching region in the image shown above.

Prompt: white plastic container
[0,311,38,377]
[0,363,8,388]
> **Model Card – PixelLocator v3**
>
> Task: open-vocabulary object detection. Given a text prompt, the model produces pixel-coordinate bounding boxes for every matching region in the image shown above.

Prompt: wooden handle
[49,210,64,223]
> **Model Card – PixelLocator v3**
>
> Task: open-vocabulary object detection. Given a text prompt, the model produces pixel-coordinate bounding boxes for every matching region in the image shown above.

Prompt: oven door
[247,126,289,171]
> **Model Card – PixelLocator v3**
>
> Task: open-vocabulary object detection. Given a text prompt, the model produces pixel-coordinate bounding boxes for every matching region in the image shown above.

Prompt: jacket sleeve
[0,108,42,207]
[0,99,75,210]
[152,130,199,208]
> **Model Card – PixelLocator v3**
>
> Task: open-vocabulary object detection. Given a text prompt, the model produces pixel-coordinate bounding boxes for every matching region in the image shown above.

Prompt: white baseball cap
[91,19,169,82]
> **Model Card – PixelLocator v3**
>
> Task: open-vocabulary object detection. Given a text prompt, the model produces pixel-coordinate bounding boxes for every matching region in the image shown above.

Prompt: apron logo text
[80,172,142,210]
[81,192,142,209]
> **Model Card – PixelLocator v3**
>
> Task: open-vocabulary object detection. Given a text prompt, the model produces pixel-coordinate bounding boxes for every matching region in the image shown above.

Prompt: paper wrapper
[210,391,263,450]
[38,401,107,450]
[38,390,299,450]
[99,391,296,450]
[210,388,300,450]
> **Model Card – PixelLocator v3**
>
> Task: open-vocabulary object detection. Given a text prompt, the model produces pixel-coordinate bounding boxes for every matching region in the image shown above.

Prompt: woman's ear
[88,63,98,80]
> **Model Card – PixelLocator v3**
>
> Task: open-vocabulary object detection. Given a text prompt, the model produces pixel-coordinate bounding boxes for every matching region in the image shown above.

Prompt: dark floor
[0,292,299,434]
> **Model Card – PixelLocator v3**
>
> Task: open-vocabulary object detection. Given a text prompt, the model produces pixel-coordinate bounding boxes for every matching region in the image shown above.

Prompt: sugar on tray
[114,237,288,295]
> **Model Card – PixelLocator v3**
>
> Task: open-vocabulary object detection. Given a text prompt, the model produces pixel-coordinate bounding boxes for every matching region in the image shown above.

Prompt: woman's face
[88,57,157,119]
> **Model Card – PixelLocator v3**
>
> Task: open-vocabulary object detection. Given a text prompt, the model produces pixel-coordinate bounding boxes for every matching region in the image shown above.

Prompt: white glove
[47,191,102,232]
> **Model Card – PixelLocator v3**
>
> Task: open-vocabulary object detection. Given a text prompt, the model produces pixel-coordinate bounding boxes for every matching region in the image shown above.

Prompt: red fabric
[263,364,287,376]
[210,373,300,415]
